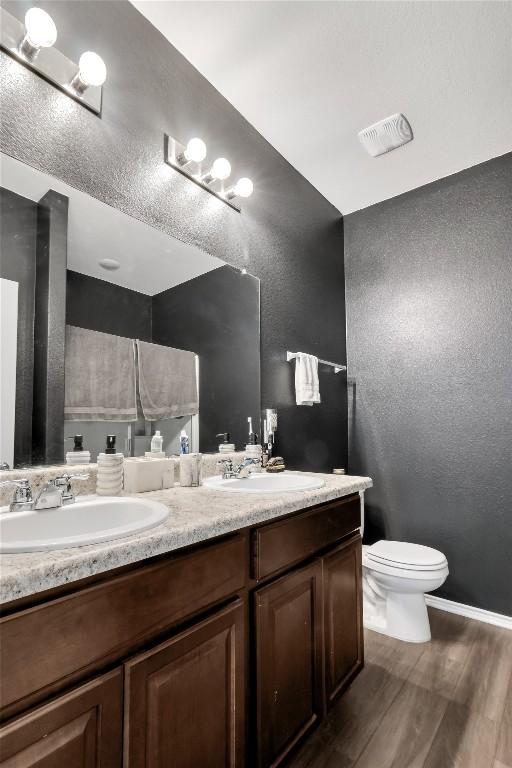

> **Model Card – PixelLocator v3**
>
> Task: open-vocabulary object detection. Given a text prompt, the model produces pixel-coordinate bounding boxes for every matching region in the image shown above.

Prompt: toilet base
[364,589,432,643]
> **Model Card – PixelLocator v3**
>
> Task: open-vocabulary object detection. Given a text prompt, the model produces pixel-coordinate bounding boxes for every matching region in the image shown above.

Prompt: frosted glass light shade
[24,7,57,48]
[234,178,253,198]
[184,138,207,163]
[211,157,231,181]
[78,51,107,87]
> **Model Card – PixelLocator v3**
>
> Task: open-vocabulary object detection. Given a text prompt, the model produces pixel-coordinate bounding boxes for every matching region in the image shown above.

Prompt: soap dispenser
[245,417,262,468]
[65,434,91,465]
[97,434,124,496]
[217,432,235,453]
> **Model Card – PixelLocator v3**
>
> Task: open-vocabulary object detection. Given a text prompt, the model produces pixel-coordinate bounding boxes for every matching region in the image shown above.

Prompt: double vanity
[0,469,371,767]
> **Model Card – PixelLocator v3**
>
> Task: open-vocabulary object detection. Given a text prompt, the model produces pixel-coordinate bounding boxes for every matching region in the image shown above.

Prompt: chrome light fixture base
[0,7,103,116]
[164,134,241,213]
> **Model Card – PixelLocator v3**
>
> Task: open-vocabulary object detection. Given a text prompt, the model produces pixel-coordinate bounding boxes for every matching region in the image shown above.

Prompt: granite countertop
[0,473,372,604]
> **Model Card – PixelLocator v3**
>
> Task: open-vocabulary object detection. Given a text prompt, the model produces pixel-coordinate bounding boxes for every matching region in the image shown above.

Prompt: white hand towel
[295,353,321,406]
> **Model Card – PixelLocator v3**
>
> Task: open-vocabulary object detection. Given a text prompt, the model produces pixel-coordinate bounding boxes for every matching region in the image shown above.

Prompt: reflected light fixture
[164,133,254,213]
[98,258,121,271]
[0,5,106,115]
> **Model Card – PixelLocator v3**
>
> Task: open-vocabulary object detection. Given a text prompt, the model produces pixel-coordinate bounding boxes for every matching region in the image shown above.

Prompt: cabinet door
[124,599,245,768]
[0,669,122,767]
[323,534,363,707]
[254,562,323,768]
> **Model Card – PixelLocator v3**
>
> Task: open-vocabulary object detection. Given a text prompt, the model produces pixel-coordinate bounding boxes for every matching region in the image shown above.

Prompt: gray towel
[65,326,137,421]
[137,340,199,421]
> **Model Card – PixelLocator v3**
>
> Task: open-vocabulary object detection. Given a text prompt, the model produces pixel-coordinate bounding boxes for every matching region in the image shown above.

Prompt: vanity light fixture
[18,7,57,61]
[164,134,254,213]
[177,138,207,166]
[202,157,231,185]
[0,5,106,115]
[70,51,107,94]
[226,178,254,200]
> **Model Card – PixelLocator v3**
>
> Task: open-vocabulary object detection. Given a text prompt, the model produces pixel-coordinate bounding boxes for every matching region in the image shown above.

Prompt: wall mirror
[0,153,260,468]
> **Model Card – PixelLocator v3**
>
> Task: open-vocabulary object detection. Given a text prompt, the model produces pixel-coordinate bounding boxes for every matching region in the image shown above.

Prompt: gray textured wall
[0,0,347,471]
[345,153,512,615]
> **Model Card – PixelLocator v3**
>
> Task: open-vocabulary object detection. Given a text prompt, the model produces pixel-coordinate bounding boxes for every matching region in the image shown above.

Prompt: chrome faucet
[1,473,89,513]
[33,474,89,510]
[0,479,34,513]
[217,457,261,480]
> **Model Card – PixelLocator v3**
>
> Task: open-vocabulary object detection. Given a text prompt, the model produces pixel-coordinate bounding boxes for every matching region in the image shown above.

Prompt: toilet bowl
[362,540,449,643]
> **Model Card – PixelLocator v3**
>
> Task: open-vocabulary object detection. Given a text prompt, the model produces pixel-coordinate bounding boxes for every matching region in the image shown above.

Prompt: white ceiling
[133,0,512,214]
[0,154,224,295]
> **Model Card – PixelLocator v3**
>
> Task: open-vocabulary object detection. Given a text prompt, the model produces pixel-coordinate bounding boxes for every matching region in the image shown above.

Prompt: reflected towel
[295,353,321,406]
[137,340,198,421]
[65,325,137,421]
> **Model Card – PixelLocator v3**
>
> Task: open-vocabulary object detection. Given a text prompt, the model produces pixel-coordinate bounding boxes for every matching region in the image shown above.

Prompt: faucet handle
[55,473,89,484]
[0,478,32,496]
[54,473,89,501]
[0,478,30,488]
[0,479,33,511]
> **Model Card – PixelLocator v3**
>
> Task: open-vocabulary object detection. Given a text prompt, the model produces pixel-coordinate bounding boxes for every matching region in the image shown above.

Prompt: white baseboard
[426,595,512,631]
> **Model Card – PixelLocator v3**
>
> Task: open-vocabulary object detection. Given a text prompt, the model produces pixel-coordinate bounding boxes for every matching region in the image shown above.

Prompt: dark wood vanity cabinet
[0,493,363,768]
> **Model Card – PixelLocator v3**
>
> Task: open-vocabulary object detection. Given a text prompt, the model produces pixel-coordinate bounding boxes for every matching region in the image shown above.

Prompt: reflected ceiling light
[226,178,254,200]
[98,258,121,271]
[19,7,57,61]
[70,51,107,94]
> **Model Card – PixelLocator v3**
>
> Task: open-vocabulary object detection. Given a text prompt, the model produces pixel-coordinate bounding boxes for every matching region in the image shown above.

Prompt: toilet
[362,540,449,643]
[358,493,448,643]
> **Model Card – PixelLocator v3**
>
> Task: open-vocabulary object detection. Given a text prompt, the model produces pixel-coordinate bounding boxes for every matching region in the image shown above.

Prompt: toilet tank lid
[367,540,447,568]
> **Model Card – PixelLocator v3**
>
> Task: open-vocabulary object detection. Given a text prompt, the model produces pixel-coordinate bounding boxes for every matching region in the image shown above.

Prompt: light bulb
[24,7,57,48]
[77,51,107,87]
[211,157,231,181]
[184,138,207,163]
[234,178,253,198]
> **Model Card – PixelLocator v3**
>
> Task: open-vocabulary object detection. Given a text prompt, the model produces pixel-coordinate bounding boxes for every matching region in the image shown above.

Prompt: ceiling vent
[358,113,413,157]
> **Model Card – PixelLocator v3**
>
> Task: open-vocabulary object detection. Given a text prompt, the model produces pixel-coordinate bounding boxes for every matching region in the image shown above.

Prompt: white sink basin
[203,471,325,494]
[0,496,169,553]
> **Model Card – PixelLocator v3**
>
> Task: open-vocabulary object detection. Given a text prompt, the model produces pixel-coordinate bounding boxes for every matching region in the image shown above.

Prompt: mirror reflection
[0,153,260,468]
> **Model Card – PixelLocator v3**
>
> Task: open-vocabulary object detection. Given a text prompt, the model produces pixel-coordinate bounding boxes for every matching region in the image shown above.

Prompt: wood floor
[289,608,512,768]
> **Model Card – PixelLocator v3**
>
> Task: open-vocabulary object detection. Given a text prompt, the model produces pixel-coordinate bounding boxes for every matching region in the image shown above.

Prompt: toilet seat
[364,540,447,572]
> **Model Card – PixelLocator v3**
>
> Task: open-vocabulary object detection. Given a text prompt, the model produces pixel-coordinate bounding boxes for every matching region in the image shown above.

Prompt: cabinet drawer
[252,494,360,581]
[0,534,245,719]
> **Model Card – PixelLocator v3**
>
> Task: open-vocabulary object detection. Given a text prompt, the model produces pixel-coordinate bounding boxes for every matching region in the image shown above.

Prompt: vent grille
[358,113,413,157]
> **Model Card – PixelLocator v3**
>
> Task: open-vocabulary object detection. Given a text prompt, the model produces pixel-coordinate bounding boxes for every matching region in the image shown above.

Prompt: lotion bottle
[150,430,164,455]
